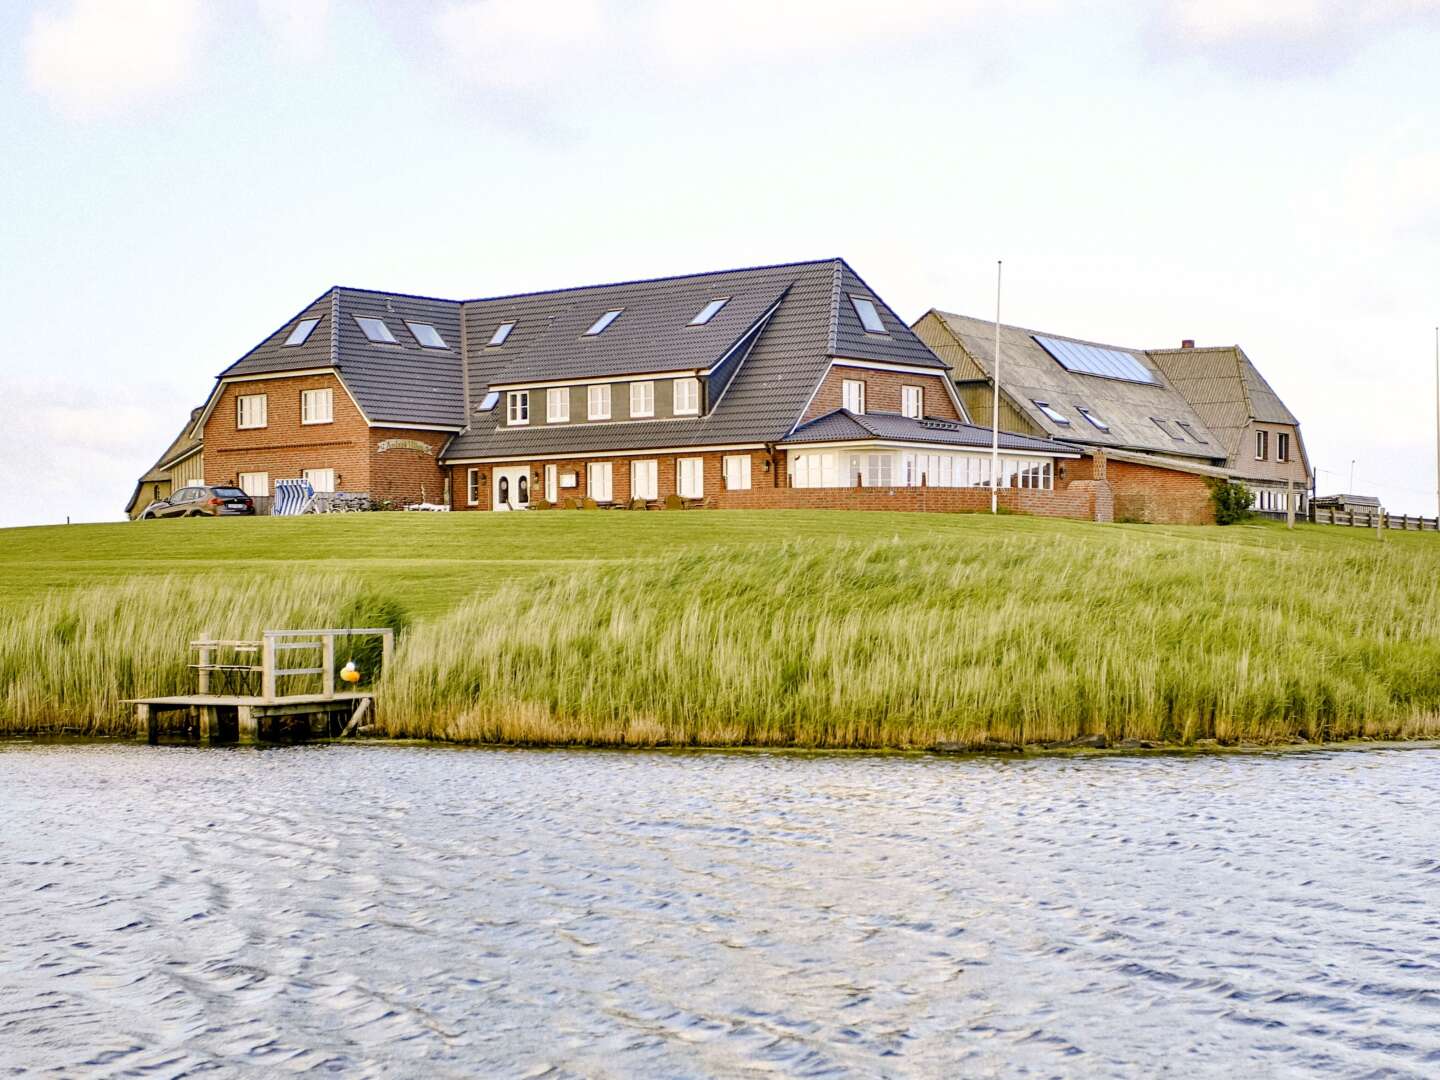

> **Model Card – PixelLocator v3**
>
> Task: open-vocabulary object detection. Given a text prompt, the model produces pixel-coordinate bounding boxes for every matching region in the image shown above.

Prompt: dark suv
[139,486,256,519]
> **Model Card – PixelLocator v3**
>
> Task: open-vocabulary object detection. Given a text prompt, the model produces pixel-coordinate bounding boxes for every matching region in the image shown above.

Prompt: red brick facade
[1065,453,1215,525]
[203,372,450,505]
[801,366,963,423]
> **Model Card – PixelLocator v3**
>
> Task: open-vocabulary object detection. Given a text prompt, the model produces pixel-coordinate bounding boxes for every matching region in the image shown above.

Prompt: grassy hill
[3,511,1439,747]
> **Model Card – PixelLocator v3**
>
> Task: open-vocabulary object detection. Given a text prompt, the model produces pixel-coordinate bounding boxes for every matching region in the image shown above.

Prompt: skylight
[355,316,397,344]
[690,298,729,326]
[849,295,887,334]
[285,317,320,346]
[1175,421,1208,444]
[478,391,500,412]
[1077,407,1110,431]
[585,310,623,336]
[1034,335,1156,384]
[406,321,447,349]
[1151,417,1183,441]
[1033,401,1071,425]
[489,322,515,346]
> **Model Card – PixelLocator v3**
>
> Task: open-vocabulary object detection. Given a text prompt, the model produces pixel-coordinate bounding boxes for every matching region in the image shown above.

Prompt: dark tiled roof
[219,288,465,429]
[444,259,946,461]
[784,409,1071,454]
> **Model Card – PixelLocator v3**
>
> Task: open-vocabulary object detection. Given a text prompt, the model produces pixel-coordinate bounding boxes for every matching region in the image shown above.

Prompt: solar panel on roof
[1033,335,1156,384]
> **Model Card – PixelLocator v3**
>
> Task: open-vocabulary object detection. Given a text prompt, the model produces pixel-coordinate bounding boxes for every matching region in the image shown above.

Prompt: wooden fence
[1310,508,1439,531]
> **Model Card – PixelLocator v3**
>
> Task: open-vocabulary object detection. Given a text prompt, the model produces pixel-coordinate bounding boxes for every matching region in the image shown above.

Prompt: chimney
[1181,339,1195,349]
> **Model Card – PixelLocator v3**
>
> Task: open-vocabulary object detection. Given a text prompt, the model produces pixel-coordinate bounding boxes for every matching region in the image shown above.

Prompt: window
[466,468,480,507]
[585,309,623,336]
[587,384,611,420]
[1034,401,1071,425]
[674,377,700,416]
[1176,421,1208,444]
[236,394,267,430]
[690,298,729,325]
[902,385,924,419]
[849,295,887,334]
[238,472,269,497]
[489,322,515,346]
[507,391,529,425]
[355,316,397,343]
[544,464,558,504]
[478,390,500,412]
[285,318,320,346]
[631,459,658,500]
[1077,407,1109,431]
[677,457,704,498]
[792,451,841,488]
[1255,430,1269,460]
[301,388,333,425]
[1277,432,1290,462]
[586,461,613,502]
[405,321,447,349]
[546,387,570,423]
[842,379,866,414]
[630,381,654,418]
[1151,417,1182,441]
[723,455,751,491]
[303,468,335,493]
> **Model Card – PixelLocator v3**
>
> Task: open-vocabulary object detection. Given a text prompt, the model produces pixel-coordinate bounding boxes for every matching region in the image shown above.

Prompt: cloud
[1148,0,1440,76]
[431,0,609,93]
[257,0,332,61]
[24,0,211,118]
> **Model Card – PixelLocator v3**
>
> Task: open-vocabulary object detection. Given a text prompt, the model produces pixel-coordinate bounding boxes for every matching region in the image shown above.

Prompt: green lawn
[3,510,1439,746]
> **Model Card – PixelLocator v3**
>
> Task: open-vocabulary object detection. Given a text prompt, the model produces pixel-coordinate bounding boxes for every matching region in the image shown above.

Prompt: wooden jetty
[129,627,392,744]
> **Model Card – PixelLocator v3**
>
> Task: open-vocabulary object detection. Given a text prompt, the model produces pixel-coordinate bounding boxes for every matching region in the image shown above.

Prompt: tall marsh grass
[0,575,381,735]
[380,534,1440,748]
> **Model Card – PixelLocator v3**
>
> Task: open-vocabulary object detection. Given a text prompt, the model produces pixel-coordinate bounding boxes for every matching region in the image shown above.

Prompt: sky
[1,0,1438,527]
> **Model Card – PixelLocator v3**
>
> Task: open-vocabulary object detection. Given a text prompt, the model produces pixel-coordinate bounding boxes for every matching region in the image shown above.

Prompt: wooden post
[380,629,394,681]
[1286,479,1295,529]
[237,705,258,744]
[199,705,216,742]
[322,633,335,698]
[136,702,155,744]
[261,634,277,701]
[1377,509,1384,540]
[197,632,212,695]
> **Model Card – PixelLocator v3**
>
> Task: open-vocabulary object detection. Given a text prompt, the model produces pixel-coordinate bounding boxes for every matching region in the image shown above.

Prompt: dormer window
[284,318,320,346]
[902,385,923,419]
[690,298,729,325]
[355,316,397,344]
[585,309,623,336]
[1033,401,1070,425]
[1077,407,1109,431]
[674,377,700,416]
[406,321,448,349]
[489,322,515,346]
[507,391,529,425]
[848,295,887,335]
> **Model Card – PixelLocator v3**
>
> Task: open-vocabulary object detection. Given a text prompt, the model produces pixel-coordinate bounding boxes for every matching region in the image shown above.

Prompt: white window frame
[586,461,613,502]
[1255,430,1269,460]
[673,377,701,416]
[723,454,751,491]
[631,459,658,501]
[901,385,923,419]
[546,387,570,423]
[301,388,333,425]
[507,391,529,426]
[236,394,268,430]
[302,468,335,493]
[842,379,866,414]
[1277,432,1290,463]
[588,384,611,420]
[677,457,704,498]
[544,463,558,504]
[467,468,481,507]
[630,381,655,418]
[237,471,269,497]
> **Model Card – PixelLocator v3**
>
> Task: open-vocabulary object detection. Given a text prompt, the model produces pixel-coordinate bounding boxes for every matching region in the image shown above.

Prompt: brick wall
[801,366,962,423]
[368,429,451,506]
[1067,453,1215,525]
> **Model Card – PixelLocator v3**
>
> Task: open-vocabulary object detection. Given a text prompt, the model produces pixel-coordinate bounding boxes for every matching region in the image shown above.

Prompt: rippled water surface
[3,744,1440,1077]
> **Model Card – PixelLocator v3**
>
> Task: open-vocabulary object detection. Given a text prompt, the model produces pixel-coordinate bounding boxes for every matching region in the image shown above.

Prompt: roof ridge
[827,259,842,353]
[329,288,340,367]
[936,309,1148,354]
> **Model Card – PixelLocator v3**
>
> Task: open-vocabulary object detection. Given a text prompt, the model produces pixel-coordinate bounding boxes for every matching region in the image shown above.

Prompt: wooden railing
[191,627,395,702]
[1310,508,1439,531]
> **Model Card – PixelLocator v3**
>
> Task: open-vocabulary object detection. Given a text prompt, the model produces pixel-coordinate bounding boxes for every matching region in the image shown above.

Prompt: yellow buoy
[341,660,361,684]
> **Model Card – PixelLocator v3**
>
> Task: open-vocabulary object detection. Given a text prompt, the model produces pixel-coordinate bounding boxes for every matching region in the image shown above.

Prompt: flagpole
[1434,325,1439,518]
[991,260,1003,514]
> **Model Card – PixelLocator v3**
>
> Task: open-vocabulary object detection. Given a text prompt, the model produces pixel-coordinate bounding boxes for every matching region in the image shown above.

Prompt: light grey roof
[125,407,204,513]
[784,409,1071,453]
[219,288,465,429]
[927,311,1225,461]
[444,259,946,461]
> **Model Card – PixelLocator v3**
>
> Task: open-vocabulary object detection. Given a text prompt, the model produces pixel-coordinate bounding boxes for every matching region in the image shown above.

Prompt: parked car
[139,486,256,519]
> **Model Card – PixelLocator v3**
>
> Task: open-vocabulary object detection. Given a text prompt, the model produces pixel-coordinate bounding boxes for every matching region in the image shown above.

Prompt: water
[2,744,1439,1078]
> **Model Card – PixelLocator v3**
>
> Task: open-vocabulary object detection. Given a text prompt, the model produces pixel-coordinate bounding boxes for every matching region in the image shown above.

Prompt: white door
[493,466,530,511]
[544,464,558,504]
